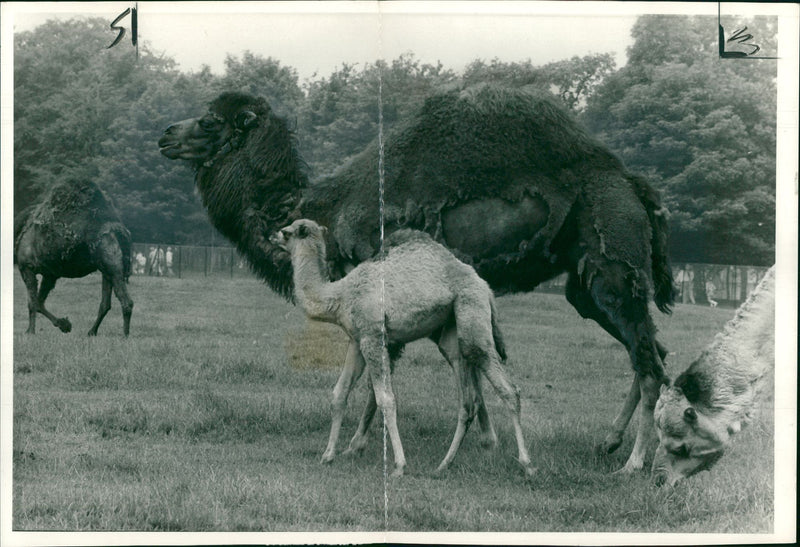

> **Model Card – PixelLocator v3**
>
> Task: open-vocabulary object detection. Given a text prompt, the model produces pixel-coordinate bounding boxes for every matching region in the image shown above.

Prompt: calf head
[652,383,727,486]
[270,219,327,254]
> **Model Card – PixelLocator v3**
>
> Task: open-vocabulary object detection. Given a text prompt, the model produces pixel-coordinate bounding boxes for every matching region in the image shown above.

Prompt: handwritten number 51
[107,6,138,49]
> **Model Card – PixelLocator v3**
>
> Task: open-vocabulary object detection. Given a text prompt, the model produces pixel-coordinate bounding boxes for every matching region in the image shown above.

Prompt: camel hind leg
[88,274,113,336]
[94,233,134,336]
[453,295,534,476]
[435,325,481,473]
[111,272,133,336]
[572,264,668,472]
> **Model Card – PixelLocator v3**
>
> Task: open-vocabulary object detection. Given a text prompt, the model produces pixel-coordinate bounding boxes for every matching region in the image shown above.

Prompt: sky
[5,1,658,82]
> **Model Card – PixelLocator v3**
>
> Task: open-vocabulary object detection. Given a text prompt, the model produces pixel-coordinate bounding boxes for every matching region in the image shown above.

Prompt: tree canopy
[13,15,777,265]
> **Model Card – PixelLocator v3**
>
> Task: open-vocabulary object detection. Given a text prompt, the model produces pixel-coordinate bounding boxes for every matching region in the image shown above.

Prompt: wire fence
[536,263,772,307]
[131,243,771,307]
[131,243,251,279]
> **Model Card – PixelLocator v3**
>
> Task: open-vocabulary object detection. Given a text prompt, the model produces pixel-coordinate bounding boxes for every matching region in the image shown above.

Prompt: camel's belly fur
[441,195,549,259]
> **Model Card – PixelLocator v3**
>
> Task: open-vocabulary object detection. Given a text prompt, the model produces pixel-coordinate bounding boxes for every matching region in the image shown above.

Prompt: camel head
[652,382,727,486]
[270,219,328,256]
[158,92,266,164]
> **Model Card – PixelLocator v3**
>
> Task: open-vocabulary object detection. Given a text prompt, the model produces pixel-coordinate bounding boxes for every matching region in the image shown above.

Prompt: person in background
[134,251,147,275]
[705,276,718,307]
[165,246,174,277]
[147,246,157,276]
[676,264,695,304]
[155,246,165,276]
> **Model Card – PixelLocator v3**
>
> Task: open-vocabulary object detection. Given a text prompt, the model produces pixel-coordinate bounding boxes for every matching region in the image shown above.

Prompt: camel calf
[272,219,534,477]
[653,266,775,486]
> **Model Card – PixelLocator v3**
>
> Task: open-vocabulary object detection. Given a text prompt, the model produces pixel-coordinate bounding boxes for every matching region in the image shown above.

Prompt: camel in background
[14,179,134,336]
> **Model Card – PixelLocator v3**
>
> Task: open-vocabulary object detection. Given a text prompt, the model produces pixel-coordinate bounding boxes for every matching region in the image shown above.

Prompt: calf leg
[344,343,402,456]
[437,326,497,450]
[322,339,366,463]
[342,376,378,456]
[361,337,405,477]
[435,325,480,472]
[456,297,534,476]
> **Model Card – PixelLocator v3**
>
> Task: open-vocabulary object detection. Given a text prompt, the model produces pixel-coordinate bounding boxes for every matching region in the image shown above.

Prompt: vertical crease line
[376,7,388,533]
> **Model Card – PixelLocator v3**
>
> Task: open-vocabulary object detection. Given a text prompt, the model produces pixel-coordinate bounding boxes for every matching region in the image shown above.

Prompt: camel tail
[630,174,676,314]
[490,298,508,362]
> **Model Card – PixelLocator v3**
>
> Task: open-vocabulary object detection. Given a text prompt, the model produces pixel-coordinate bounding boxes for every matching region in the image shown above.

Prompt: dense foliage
[13,16,777,264]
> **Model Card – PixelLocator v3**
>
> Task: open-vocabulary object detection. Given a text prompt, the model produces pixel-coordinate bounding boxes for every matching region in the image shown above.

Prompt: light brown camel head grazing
[653,265,775,487]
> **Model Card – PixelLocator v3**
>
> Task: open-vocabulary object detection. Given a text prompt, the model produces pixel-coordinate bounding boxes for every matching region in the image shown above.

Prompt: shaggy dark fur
[14,179,134,336]
[159,84,676,468]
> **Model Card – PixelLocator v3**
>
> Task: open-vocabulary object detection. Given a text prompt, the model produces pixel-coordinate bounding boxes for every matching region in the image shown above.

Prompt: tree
[583,15,777,265]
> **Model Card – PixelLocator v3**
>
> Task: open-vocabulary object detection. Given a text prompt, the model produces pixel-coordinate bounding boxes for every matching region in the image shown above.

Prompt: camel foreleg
[361,337,406,477]
[342,376,378,456]
[599,375,641,454]
[21,270,71,334]
[321,339,366,463]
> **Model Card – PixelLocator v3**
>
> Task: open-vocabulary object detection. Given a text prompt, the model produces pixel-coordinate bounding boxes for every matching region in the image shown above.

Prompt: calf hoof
[56,318,72,333]
[87,329,98,337]
[612,460,644,475]
[320,451,335,464]
[341,445,365,458]
[390,466,405,478]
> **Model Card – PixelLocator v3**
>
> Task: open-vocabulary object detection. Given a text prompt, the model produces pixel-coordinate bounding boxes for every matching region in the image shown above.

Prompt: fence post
[178,245,182,279]
[204,246,208,277]
[230,247,234,278]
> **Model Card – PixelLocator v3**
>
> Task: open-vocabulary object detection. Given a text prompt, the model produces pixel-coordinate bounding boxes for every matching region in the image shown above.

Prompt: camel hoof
[597,435,623,455]
[57,318,72,333]
[87,329,98,337]
[390,466,404,478]
[479,434,499,450]
[612,461,643,475]
[342,445,365,458]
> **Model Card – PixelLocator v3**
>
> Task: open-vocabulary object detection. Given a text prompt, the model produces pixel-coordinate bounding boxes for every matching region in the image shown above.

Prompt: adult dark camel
[15,179,134,336]
[158,85,675,473]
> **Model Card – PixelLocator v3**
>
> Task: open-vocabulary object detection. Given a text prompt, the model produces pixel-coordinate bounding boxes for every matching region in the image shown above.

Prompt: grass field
[10,273,774,532]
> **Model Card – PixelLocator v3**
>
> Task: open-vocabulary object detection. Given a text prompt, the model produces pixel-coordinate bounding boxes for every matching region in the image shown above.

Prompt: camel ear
[235,111,258,130]
[321,225,328,235]
[684,407,697,423]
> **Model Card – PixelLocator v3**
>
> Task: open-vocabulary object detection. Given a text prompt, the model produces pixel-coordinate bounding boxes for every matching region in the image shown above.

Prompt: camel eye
[669,444,689,457]
[199,114,223,131]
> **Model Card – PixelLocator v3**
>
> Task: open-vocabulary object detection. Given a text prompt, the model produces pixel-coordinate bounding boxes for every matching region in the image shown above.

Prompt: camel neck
[291,242,339,322]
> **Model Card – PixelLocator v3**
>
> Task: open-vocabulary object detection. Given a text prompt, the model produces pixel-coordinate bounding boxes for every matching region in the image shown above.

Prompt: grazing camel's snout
[652,384,728,486]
